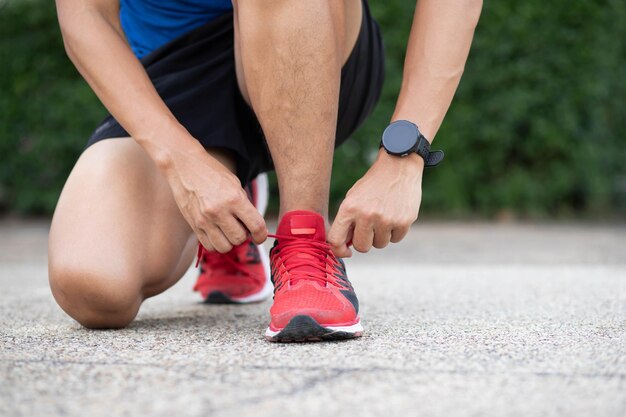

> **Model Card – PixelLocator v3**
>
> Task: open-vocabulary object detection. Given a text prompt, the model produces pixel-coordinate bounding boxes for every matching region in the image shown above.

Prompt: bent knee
[49,261,142,329]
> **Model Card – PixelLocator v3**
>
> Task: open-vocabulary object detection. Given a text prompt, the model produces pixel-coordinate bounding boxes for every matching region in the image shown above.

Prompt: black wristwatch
[380,120,444,167]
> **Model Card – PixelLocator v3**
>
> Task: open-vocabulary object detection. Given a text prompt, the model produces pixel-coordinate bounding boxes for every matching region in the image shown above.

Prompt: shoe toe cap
[270,282,358,328]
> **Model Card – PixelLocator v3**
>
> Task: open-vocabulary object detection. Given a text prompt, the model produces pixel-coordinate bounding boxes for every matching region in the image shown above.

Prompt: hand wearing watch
[380,120,444,167]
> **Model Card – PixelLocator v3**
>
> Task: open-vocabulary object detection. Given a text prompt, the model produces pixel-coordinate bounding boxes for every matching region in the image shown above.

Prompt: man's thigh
[49,138,196,300]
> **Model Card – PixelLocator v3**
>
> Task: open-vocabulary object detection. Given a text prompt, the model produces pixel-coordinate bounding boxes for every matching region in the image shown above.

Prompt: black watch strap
[416,136,445,167]
[381,120,445,167]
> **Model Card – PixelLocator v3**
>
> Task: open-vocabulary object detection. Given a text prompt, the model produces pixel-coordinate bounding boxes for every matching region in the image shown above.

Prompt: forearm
[333,1,482,252]
[392,0,482,141]
[56,0,198,167]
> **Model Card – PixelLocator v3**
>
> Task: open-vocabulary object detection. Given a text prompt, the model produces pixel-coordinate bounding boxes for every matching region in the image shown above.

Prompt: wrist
[375,147,424,177]
[390,113,438,143]
[136,123,200,172]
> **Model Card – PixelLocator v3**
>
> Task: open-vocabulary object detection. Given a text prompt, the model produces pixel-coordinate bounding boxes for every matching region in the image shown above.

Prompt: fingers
[198,239,215,252]
[328,212,354,258]
[205,225,233,253]
[195,188,265,251]
[234,200,268,244]
[197,210,258,253]
[353,221,411,252]
[196,229,214,253]
[372,224,392,249]
[390,226,410,243]
[352,220,375,253]
[217,216,249,246]
[196,225,231,253]
[330,204,413,256]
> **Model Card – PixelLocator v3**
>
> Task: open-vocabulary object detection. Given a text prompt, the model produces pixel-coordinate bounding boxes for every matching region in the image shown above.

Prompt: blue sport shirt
[120,0,233,59]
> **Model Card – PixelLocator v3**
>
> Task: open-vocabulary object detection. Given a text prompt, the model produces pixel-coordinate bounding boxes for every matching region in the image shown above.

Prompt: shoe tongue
[276,211,327,284]
[276,210,326,242]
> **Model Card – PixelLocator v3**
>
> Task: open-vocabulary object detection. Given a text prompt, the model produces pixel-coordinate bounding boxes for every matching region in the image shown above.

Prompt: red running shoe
[193,174,272,304]
[265,210,362,342]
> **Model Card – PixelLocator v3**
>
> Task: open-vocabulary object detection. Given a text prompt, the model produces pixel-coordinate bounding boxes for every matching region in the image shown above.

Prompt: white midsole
[264,319,363,337]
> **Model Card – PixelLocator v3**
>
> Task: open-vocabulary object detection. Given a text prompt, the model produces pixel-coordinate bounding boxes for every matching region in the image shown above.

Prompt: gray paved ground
[0,219,625,417]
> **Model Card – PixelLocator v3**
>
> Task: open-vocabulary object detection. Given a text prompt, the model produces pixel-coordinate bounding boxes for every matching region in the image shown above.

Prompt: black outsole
[203,291,237,304]
[266,315,362,343]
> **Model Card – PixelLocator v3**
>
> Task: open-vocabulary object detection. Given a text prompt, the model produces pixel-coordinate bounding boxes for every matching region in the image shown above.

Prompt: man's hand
[159,138,268,253]
[56,0,269,254]
[329,149,424,257]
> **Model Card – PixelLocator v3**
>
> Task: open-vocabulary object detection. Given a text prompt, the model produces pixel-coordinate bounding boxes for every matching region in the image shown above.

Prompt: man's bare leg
[48,138,236,328]
[233,0,362,218]
[232,0,365,342]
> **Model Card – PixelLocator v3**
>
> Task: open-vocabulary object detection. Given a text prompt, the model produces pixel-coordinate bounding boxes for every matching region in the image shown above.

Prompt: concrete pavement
[0,219,624,417]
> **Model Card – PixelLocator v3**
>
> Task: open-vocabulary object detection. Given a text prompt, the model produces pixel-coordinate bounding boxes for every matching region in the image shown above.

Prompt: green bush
[0,1,105,214]
[1,0,625,218]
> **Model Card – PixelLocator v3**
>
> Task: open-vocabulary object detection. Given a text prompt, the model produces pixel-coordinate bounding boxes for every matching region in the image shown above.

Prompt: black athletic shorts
[87,1,384,185]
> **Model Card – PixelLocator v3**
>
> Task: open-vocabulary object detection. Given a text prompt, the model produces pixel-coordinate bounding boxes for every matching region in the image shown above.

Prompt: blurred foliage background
[1,0,625,218]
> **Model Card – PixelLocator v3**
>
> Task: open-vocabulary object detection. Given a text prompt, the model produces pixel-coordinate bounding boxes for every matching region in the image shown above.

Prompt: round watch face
[382,120,419,155]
